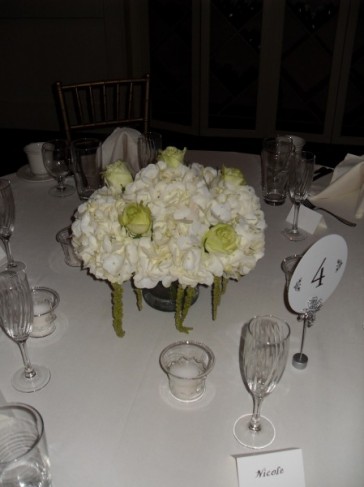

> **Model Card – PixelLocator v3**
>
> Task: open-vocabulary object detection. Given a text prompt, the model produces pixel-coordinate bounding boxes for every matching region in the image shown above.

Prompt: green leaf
[112,283,125,337]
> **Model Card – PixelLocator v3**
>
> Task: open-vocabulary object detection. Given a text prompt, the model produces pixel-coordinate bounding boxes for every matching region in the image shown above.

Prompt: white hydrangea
[72,160,266,289]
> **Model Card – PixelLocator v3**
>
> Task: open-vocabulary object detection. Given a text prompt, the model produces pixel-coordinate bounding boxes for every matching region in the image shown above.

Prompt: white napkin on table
[310,154,364,220]
[101,127,142,175]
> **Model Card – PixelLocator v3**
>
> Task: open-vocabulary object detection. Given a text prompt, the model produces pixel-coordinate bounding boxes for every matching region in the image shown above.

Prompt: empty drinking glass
[233,315,290,449]
[0,270,51,392]
[0,179,26,272]
[282,151,315,241]
[261,136,294,205]
[0,403,52,486]
[42,139,75,197]
[138,132,163,169]
[71,138,103,200]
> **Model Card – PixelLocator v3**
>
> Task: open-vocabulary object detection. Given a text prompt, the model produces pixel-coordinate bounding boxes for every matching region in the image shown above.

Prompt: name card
[234,449,305,487]
[286,204,326,234]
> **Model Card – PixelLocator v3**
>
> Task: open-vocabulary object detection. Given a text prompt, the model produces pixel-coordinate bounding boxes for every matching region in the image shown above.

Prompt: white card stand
[234,448,306,487]
[286,204,326,234]
[286,234,348,369]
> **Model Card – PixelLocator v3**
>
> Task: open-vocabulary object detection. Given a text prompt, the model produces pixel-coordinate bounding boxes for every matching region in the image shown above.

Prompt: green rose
[222,166,246,185]
[160,146,187,168]
[204,224,239,254]
[119,202,152,237]
[103,160,133,191]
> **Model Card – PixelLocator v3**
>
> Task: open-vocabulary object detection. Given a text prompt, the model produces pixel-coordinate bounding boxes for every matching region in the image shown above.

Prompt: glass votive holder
[281,254,301,287]
[159,340,215,402]
[30,287,60,338]
[56,226,82,267]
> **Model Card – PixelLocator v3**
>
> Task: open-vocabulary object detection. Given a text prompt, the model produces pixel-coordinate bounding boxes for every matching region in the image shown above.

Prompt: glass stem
[57,177,66,191]
[249,395,264,432]
[17,340,36,379]
[291,201,301,233]
[1,236,15,267]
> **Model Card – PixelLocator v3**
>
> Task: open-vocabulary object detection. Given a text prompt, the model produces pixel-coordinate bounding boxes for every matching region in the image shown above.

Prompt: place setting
[261,135,361,240]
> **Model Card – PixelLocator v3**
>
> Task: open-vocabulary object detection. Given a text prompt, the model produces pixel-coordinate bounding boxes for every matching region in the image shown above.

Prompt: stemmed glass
[282,150,315,241]
[0,179,26,272]
[0,269,51,392]
[233,315,290,449]
[42,139,75,197]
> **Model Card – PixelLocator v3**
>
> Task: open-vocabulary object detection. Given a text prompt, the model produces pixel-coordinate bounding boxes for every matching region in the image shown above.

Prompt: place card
[234,448,305,487]
[286,204,326,234]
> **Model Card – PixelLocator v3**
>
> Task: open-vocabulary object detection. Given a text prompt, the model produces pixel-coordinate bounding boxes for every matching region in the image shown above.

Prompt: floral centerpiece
[71,147,266,337]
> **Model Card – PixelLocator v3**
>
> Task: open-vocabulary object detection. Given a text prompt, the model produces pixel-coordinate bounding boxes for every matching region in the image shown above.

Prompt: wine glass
[0,269,51,392]
[0,179,26,272]
[233,315,290,449]
[42,139,75,197]
[282,150,315,241]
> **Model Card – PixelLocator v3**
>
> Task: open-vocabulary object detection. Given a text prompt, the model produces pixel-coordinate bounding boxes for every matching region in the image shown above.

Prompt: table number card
[288,234,348,314]
[234,449,305,487]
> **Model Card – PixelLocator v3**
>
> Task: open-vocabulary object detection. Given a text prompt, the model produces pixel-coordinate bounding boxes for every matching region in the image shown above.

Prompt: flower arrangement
[71,147,266,337]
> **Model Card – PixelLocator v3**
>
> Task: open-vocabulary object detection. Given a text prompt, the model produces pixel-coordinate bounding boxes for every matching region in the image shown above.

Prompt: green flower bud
[204,224,239,254]
[160,146,186,168]
[103,160,133,191]
[119,202,152,237]
[222,166,246,185]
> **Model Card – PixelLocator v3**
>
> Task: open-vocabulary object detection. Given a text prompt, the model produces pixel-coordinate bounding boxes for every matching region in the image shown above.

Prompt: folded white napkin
[101,127,142,175]
[310,154,364,220]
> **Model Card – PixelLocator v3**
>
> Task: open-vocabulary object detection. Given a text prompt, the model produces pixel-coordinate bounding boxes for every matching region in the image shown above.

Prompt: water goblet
[282,151,315,241]
[0,179,26,272]
[0,269,51,392]
[233,315,290,449]
[42,139,75,197]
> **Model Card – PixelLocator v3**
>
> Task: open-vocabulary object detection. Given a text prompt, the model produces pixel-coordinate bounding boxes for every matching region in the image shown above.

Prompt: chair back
[55,74,150,142]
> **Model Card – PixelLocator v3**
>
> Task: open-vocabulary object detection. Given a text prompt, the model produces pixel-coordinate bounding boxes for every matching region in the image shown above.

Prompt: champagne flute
[0,179,26,272]
[282,151,315,241]
[0,270,51,392]
[42,139,75,197]
[233,315,290,449]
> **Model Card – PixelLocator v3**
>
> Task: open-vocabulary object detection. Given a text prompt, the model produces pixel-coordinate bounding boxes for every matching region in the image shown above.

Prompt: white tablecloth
[1,151,363,486]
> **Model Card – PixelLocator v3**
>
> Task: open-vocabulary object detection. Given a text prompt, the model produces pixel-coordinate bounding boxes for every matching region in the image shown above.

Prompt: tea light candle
[160,341,215,402]
[169,361,203,379]
[168,360,205,401]
[30,287,59,338]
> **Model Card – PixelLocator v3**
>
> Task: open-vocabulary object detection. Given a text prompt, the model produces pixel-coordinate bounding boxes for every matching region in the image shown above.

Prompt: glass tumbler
[0,403,52,486]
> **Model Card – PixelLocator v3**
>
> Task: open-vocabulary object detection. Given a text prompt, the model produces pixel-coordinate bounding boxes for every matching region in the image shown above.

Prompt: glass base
[49,184,75,197]
[233,414,275,449]
[0,261,26,273]
[282,228,307,241]
[12,365,51,393]
[264,192,286,206]
[264,198,285,206]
